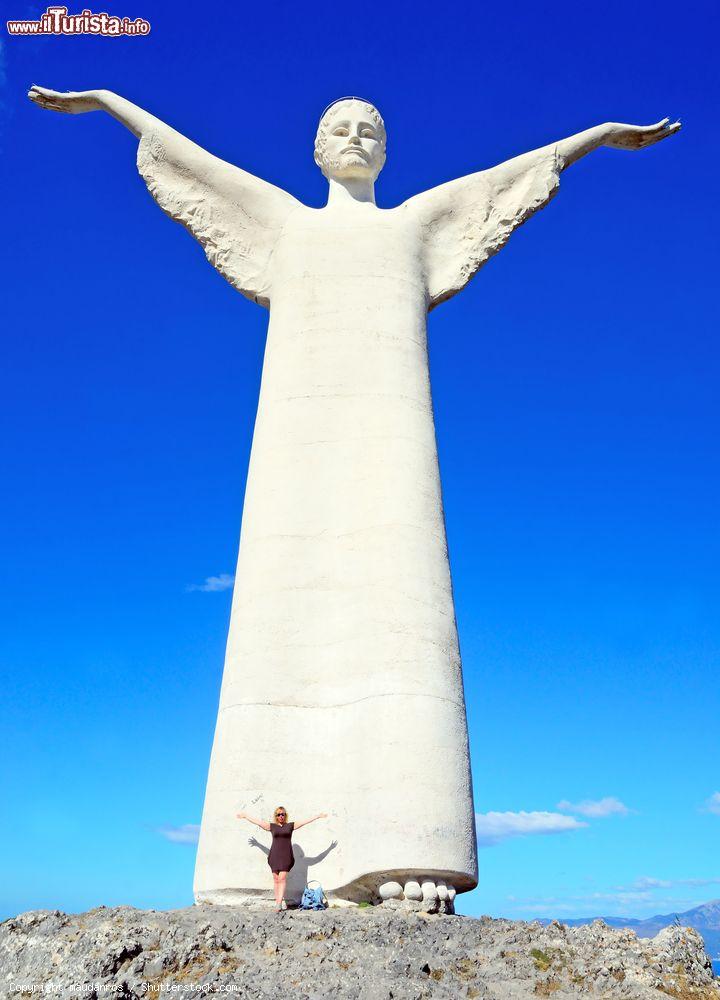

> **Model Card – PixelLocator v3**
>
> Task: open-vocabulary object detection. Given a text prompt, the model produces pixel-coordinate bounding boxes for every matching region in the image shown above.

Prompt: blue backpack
[300,880,328,910]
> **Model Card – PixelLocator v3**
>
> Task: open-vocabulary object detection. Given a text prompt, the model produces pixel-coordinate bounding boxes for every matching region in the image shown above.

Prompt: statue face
[315,100,386,182]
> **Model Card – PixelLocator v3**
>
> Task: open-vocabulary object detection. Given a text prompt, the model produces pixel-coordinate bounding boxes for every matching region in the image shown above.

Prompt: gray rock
[0,903,718,999]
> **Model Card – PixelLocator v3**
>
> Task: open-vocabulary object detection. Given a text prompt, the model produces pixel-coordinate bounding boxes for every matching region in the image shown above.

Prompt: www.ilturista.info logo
[7,6,150,35]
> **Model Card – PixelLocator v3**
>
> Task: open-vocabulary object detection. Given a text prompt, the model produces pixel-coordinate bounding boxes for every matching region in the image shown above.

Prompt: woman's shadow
[248,836,338,903]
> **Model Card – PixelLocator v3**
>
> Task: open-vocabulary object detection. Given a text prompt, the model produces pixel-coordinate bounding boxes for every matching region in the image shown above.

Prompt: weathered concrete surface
[2,904,718,999]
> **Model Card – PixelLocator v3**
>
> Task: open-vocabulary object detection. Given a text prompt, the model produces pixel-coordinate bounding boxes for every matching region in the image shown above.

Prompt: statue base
[195,871,463,913]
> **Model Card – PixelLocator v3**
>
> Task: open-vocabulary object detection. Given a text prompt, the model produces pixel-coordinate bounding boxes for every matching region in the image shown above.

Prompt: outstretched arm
[293,812,328,830]
[27,85,302,307]
[553,117,680,170]
[27,85,300,212]
[29,86,165,139]
[404,115,680,310]
[236,811,271,832]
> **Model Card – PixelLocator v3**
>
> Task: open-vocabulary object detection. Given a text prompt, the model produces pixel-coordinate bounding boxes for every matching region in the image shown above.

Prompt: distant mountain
[544,900,720,961]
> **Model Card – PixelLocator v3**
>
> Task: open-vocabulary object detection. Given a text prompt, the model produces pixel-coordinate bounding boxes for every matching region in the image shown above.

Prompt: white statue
[29,85,679,909]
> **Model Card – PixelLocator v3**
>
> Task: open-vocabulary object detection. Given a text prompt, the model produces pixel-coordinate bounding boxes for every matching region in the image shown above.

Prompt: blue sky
[1,0,718,923]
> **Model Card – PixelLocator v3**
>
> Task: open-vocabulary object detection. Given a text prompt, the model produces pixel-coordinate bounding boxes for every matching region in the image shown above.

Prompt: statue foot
[324,868,471,909]
[378,878,456,913]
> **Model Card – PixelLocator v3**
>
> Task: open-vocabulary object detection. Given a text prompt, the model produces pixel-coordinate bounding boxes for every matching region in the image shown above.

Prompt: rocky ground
[1,903,719,999]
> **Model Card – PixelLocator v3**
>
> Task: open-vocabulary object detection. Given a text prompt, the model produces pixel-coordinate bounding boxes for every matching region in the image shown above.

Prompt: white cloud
[186,573,235,593]
[631,876,672,890]
[475,810,587,847]
[507,874,720,919]
[627,875,720,891]
[702,792,720,815]
[508,890,701,916]
[156,823,200,845]
[557,796,630,818]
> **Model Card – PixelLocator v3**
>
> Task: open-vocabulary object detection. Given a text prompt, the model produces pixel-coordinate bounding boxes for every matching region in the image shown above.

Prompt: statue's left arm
[404,118,680,311]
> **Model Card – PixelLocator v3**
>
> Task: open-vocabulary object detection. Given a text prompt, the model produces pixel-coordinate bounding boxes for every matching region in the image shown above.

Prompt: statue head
[314,97,386,183]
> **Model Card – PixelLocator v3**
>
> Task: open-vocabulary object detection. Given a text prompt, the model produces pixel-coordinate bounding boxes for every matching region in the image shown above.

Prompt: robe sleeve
[403,144,561,310]
[136,125,302,307]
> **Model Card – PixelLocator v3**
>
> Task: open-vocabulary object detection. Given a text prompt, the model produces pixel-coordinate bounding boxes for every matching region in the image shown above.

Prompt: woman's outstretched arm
[293,812,328,830]
[236,811,271,832]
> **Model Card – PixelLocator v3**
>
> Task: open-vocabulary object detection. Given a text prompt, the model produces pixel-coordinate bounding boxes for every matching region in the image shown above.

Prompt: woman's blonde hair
[273,805,289,822]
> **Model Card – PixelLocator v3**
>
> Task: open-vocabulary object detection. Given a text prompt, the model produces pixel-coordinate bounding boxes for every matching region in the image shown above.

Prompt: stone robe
[136,125,561,902]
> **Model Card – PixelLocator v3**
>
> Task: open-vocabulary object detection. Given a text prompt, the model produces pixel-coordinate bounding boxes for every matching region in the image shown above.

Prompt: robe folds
[136,126,560,901]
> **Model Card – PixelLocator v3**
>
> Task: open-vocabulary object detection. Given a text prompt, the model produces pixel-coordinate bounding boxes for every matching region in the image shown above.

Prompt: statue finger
[652,119,680,138]
[644,123,680,146]
[28,91,64,111]
[640,118,669,135]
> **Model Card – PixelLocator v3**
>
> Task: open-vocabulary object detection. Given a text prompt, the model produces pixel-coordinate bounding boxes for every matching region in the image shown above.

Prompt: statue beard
[322,151,378,182]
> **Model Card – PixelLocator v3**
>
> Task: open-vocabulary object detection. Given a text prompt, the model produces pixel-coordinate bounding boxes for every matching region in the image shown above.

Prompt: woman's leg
[277,871,288,907]
[272,871,282,907]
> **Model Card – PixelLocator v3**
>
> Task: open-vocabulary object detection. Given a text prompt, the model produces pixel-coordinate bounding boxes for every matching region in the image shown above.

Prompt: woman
[236,807,328,911]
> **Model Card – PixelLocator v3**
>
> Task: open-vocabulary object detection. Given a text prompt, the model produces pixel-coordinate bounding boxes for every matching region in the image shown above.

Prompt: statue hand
[28,85,103,114]
[604,118,680,150]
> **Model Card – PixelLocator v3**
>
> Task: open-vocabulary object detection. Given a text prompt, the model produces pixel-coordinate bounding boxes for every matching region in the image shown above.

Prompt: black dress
[268,821,295,873]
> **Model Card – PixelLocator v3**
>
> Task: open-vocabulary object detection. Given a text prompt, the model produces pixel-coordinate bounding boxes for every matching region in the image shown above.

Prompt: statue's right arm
[28,85,163,138]
[28,86,302,306]
[27,85,298,209]
[28,85,247,204]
